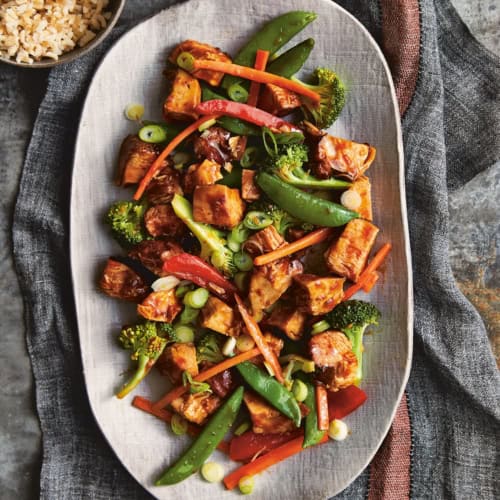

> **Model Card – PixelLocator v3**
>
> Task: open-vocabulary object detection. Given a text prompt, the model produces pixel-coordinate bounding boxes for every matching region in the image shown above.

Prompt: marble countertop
[0,1,498,498]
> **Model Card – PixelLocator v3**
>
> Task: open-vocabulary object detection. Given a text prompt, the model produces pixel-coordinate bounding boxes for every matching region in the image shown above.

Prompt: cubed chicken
[193,126,244,164]
[263,332,284,358]
[170,391,222,425]
[163,68,201,121]
[342,175,373,221]
[145,163,183,204]
[241,169,261,201]
[116,134,159,186]
[248,258,303,318]
[258,84,301,116]
[99,258,149,302]
[309,330,358,391]
[243,225,285,258]
[325,219,379,282]
[192,184,245,228]
[137,289,182,322]
[243,391,296,434]
[169,40,232,86]
[157,342,198,384]
[266,305,307,340]
[204,367,237,399]
[183,159,223,194]
[143,204,186,239]
[293,274,345,315]
[128,239,183,276]
[200,296,242,337]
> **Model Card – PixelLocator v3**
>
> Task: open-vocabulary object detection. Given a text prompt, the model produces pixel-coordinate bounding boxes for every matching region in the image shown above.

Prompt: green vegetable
[173,324,195,343]
[170,414,188,435]
[236,362,301,427]
[296,373,326,448]
[138,124,167,143]
[256,172,359,227]
[182,371,212,394]
[178,305,199,325]
[175,283,194,298]
[233,251,253,272]
[243,210,273,230]
[105,200,150,248]
[234,421,251,436]
[222,11,317,90]
[171,194,236,276]
[327,300,381,383]
[240,146,259,168]
[279,354,315,373]
[217,167,242,188]
[228,83,249,103]
[233,271,249,293]
[266,38,315,78]
[116,321,174,398]
[261,126,278,156]
[292,379,308,402]
[156,386,244,485]
[183,288,210,309]
[201,462,224,483]
[238,475,255,495]
[311,319,331,335]
[196,331,224,364]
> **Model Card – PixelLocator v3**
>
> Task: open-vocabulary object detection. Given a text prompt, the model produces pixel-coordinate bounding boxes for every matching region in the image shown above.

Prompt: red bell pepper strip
[229,429,303,463]
[195,100,301,134]
[162,253,237,301]
[327,385,368,420]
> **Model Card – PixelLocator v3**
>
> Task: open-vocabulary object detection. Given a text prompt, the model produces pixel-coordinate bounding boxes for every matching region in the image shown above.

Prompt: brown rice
[0,0,113,64]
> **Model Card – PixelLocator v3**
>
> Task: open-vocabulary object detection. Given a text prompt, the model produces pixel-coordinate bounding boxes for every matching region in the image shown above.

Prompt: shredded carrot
[133,114,219,200]
[223,433,328,490]
[362,271,380,293]
[254,228,333,266]
[247,49,270,107]
[192,59,321,103]
[343,243,392,300]
[152,347,261,410]
[234,294,284,383]
[315,383,329,431]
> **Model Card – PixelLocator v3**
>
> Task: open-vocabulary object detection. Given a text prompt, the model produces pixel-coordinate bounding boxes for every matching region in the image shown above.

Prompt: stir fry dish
[98,10,392,493]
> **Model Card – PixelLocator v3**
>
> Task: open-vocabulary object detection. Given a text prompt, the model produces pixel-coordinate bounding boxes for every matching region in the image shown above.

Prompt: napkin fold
[12,0,500,498]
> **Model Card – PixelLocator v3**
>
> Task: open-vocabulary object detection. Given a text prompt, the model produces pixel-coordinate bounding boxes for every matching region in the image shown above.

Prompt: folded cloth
[12,0,500,498]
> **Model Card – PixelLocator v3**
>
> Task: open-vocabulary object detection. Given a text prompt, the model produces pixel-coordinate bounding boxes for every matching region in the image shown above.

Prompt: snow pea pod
[155,386,244,485]
[296,373,326,448]
[256,172,359,227]
[266,38,315,78]
[236,361,301,427]
[222,11,317,90]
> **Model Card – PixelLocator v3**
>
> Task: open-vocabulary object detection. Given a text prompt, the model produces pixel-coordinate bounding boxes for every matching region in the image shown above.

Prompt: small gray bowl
[0,0,125,68]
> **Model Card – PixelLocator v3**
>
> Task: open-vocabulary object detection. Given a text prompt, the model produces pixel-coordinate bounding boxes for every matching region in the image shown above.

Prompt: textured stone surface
[0,1,497,498]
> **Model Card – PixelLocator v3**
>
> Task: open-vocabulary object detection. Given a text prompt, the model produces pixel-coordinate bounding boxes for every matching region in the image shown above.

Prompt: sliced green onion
[228,83,249,103]
[233,271,249,293]
[198,118,217,132]
[182,371,212,394]
[227,232,242,252]
[201,462,224,483]
[311,320,331,335]
[274,131,305,145]
[183,288,210,309]
[178,305,199,324]
[244,211,273,230]
[175,283,194,298]
[230,223,250,244]
[279,354,315,373]
[328,419,349,441]
[151,275,181,292]
[234,251,253,272]
[211,250,227,269]
[240,146,259,168]
[174,325,195,343]
[170,414,188,435]
[262,127,278,157]
[124,103,144,121]
[139,124,168,143]
[239,475,255,495]
[176,51,195,72]
[292,379,308,402]
[236,333,255,353]
[222,336,237,357]
[234,421,251,436]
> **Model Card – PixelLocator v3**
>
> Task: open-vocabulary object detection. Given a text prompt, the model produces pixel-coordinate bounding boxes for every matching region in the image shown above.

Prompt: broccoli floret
[292,67,345,129]
[106,200,150,248]
[116,321,174,398]
[171,194,236,277]
[196,332,224,364]
[269,144,351,190]
[326,300,381,383]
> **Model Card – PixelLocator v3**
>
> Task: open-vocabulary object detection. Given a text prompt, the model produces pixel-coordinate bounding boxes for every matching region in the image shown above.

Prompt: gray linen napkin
[12,0,500,498]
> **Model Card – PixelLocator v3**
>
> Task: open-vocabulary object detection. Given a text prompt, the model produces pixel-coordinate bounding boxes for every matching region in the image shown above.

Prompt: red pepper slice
[162,253,237,301]
[195,100,301,134]
[327,385,368,420]
[229,429,303,463]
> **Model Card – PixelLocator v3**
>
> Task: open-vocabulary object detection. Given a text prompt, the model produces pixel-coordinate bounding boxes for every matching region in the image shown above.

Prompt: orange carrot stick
[152,347,261,410]
[190,59,320,103]
[234,294,284,383]
[133,114,219,200]
[343,243,392,300]
[223,433,328,490]
[247,49,270,107]
[362,272,380,293]
[254,228,333,266]
[315,384,329,431]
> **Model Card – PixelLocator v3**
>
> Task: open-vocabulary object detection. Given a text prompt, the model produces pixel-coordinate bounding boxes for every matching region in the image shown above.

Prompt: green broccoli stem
[116,352,160,399]
[344,324,366,384]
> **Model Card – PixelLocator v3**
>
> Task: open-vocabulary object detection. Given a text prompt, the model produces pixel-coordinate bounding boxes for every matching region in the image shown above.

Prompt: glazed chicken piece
[243,225,284,258]
[163,68,201,121]
[199,296,243,337]
[193,126,244,164]
[157,342,198,384]
[143,205,186,239]
[342,175,373,221]
[241,169,260,201]
[325,219,379,282]
[170,392,222,425]
[99,258,149,302]
[115,134,159,186]
[183,159,223,194]
[137,289,182,322]
[169,39,232,86]
[205,368,237,399]
[258,83,301,116]
[309,330,358,391]
[265,305,307,341]
[128,239,183,276]
[144,163,183,205]
[293,274,345,316]
[192,184,245,228]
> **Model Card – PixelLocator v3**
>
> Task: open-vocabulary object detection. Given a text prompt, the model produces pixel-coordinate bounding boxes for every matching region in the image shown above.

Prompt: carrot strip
[343,243,392,300]
[254,228,333,266]
[192,59,321,103]
[234,294,284,383]
[247,49,270,107]
[362,271,380,293]
[315,384,329,431]
[223,434,328,490]
[133,114,219,200]
[152,347,261,410]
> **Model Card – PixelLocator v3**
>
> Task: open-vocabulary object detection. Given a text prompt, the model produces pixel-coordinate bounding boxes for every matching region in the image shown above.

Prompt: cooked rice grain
[0,0,112,64]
